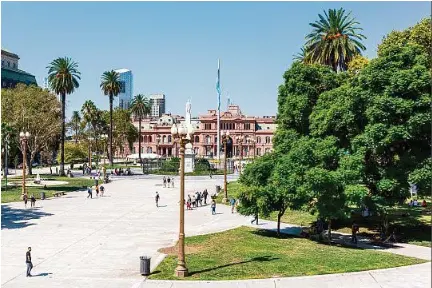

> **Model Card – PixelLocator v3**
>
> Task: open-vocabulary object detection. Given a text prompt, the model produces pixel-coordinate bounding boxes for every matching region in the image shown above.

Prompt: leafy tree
[57,142,87,165]
[378,18,431,58]
[100,70,121,166]
[70,111,82,144]
[347,55,369,74]
[1,84,62,175]
[277,62,340,134]
[305,8,366,71]
[47,57,80,175]
[130,94,151,161]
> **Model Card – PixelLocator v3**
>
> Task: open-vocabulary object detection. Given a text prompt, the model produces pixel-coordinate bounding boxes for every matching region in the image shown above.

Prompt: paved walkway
[1,175,430,288]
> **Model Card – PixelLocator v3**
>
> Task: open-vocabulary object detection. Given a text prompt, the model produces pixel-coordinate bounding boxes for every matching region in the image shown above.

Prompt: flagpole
[217,59,221,162]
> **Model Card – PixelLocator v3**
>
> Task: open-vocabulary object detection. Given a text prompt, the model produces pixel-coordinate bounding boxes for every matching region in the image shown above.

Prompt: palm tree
[292,46,312,63]
[81,100,99,165]
[70,111,81,144]
[305,8,366,72]
[47,57,80,175]
[100,70,121,167]
[130,94,151,162]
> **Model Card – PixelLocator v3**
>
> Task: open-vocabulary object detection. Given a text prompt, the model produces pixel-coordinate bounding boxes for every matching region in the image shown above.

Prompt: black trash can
[140,256,151,276]
[40,192,46,200]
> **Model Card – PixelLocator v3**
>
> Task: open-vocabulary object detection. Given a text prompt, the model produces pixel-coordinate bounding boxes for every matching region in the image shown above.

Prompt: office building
[114,69,133,109]
[1,49,37,88]
[149,94,166,118]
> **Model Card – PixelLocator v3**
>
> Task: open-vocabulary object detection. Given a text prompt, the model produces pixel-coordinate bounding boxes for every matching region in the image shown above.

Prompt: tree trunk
[277,213,282,236]
[138,118,142,163]
[59,92,66,176]
[27,151,34,176]
[75,125,78,144]
[109,94,114,167]
[328,219,332,244]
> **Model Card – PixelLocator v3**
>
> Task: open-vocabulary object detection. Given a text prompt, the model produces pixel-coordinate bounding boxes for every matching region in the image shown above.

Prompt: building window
[1,60,4,67]
[168,135,172,143]
[265,148,270,154]
[194,136,199,143]
[163,135,167,143]
[256,137,261,144]
[204,123,211,130]
[12,63,16,69]
[132,147,136,154]
[257,148,261,156]
[7,61,10,67]
[265,136,271,144]
[148,136,152,143]
[244,123,251,130]
[119,81,126,93]
[206,135,211,144]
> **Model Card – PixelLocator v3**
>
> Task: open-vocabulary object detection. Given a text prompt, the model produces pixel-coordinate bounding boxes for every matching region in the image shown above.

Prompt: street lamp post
[171,123,194,278]
[19,131,30,197]
[236,135,244,175]
[222,131,230,203]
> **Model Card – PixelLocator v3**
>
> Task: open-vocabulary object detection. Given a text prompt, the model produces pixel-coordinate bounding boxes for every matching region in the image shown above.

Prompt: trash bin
[40,192,46,200]
[140,256,151,276]
[216,185,221,193]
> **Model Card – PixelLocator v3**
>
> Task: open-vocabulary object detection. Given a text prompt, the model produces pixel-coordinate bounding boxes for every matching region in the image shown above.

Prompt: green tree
[100,70,121,167]
[347,55,369,74]
[305,8,366,72]
[70,111,82,144]
[130,94,151,161]
[1,84,62,175]
[378,18,431,58]
[47,57,80,175]
[57,142,87,165]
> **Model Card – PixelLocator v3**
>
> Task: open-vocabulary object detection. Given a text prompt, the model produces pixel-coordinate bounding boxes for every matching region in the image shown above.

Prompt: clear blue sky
[2,1,429,120]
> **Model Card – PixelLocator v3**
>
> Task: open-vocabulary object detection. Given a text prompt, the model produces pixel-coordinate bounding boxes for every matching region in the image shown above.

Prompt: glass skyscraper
[114,69,133,109]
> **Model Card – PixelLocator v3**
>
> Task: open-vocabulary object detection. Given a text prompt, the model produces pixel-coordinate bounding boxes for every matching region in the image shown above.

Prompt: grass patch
[1,175,94,203]
[149,226,426,280]
[223,182,431,247]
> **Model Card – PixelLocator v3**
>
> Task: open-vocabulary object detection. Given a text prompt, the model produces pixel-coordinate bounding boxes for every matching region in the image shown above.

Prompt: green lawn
[149,226,426,280]
[1,175,94,203]
[223,182,431,247]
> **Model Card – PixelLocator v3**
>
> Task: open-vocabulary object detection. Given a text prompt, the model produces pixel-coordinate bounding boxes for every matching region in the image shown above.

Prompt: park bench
[53,191,66,197]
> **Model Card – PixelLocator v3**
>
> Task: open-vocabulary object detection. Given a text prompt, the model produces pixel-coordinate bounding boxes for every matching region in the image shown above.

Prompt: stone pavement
[1,175,430,288]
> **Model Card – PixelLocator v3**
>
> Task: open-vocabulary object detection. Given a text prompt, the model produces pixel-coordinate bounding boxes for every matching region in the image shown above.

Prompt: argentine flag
[216,59,221,110]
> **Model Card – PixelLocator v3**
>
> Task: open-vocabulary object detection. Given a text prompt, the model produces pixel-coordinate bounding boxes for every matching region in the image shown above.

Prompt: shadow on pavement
[189,255,279,276]
[1,205,54,230]
[33,272,53,277]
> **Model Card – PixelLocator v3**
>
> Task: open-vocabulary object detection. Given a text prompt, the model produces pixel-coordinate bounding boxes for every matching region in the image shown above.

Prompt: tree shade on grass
[149,226,425,280]
[1,176,94,203]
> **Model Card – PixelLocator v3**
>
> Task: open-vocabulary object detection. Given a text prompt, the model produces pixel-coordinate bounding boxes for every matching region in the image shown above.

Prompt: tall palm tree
[70,111,81,144]
[47,57,80,175]
[81,100,99,164]
[100,70,121,167]
[305,8,366,72]
[292,46,312,63]
[130,94,151,162]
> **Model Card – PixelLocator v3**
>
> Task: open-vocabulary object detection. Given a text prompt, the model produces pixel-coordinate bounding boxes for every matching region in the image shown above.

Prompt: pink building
[126,105,276,159]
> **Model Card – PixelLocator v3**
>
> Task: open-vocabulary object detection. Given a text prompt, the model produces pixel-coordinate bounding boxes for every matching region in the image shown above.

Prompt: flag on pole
[216,59,221,110]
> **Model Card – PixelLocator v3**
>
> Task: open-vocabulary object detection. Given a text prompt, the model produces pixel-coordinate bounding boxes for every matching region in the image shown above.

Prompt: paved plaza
[1,175,431,288]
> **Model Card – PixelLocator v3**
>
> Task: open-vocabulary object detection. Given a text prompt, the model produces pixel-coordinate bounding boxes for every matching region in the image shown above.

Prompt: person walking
[87,186,92,199]
[95,185,99,197]
[171,177,175,188]
[30,194,36,208]
[211,200,216,215]
[163,177,167,188]
[23,194,28,208]
[167,177,171,188]
[251,211,259,225]
[203,189,208,205]
[187,195,192,210]
[155,192,160,207]
[99,185,105,197]
[26,247,33,277]
[192,195,196,208]
[351,221,359,244]
[230,198,236,213]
